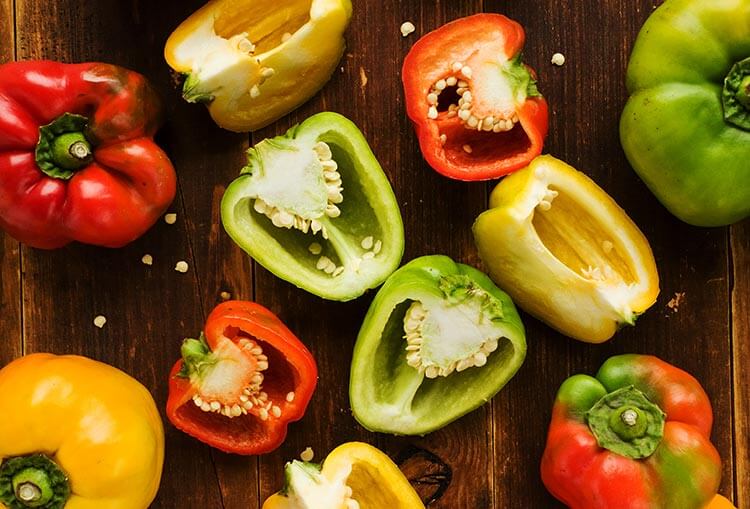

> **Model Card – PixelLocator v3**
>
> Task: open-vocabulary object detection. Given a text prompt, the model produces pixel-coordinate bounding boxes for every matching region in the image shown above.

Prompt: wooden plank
[732,221,749,508]
[13,0,226,506]
[486,0,735,506]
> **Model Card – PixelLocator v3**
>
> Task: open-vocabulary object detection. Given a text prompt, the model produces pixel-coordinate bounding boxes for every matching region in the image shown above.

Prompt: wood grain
[732,221,749,508]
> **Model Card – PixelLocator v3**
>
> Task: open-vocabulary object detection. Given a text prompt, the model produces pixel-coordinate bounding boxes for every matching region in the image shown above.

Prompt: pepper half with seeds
[167,300,317,455]
[402,13,548,181]
[473,155,659,343]
[221,112,404,301]
[164,0,352,132]
[349,255,526,435]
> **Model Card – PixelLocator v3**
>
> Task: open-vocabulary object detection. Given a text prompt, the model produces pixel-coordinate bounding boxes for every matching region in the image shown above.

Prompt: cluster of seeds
[307,235,383,278]
[192,338,289,421]
[581,265,616,282]
[253,141,342,240]
[229,32,276,99]
[343,486,360,509]
[403,302,500,378]
[536,188,559,211]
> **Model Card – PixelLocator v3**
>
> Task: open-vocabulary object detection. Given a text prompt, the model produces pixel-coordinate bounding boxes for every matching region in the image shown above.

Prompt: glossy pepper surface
[167,300,317,455]
[620,0,750,226]
[262,442,424,509]
[402,14,548,181]
[0,61,177,249]
[473,155,659,343]
[541,355,722,509]
[350,255,526,435]
[221,112,404,301]
[165,0,352,132]
[0,354,164,509]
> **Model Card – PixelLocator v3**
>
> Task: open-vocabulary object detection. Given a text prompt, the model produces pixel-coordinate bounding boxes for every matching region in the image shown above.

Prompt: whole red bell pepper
[541,354,722,509]
[167,300,317,455]
[402,14,548,181]
[0,61,176,249]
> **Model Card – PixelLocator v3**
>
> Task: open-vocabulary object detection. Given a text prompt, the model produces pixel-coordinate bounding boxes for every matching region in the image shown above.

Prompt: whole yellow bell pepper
[164,0,352,132]
[0,354,164,509]
[262,442,424,509]
[473,155,659,343]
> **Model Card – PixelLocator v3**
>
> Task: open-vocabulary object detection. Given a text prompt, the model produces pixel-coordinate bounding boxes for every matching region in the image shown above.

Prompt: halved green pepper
[349,255,526,435]
[221,112,404,301]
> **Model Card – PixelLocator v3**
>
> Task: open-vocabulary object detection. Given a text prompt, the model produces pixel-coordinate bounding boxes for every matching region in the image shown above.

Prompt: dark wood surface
[0,1,746,507]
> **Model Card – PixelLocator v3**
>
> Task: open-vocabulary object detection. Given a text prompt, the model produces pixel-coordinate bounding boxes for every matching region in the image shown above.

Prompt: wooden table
[0,1,747,507]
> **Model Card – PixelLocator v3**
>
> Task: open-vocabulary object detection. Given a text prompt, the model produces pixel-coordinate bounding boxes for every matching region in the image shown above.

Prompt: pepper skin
[262,442,424,509]
[541,355,722,509]
[0,354,164,509]
[350,255,526,435]
[402,14,548,181]
[706,496,736,509]
[165,0,352,132]
[167,301,317,455]
[221,112,404,301]
[620,0,750,226]
[0,61,176,249]
[473,155,659,343]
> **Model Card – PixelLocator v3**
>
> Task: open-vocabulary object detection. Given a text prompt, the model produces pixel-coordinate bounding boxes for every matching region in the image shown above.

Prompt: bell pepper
[402,13,548,181]
[167,300,317,455]
[0,60,177,249]
[541,354,722,509]
[707,496,736,509]
[221,112,404,301]
[349,255,526,435]
[620,0,750,226]
[473,155,659,343]
[164,0,352,132]
[262,442,424,509]
[0,354,164,509]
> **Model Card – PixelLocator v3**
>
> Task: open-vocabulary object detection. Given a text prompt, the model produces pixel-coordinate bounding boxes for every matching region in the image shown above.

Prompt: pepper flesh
[0,61,176,249]
[221,112,404,301]
[402,14,548,181]
[165,0,352,132]
[0,354,164,509]
[262,442,424,509]
[473,155,659,343]
[349,255,526,436]
[620,0,750,226]
[167,301,317,455]
[707,495,736,509]
[541,354,721,509]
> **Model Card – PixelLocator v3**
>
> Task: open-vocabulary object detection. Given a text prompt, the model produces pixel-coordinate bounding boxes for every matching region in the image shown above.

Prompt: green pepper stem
[722,57,750,130]
[737,76,750,110]
[51,132,92,170]
[35,113,94,180]
[0,455,70,509]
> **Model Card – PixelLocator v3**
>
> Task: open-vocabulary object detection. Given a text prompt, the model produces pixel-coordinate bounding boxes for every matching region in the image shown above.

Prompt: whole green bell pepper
[349,255,526,435]
[221,112,404,301]
[620,0,750,226]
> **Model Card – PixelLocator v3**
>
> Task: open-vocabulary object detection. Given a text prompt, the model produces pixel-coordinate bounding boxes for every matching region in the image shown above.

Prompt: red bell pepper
[541,354,722,509]
[0,61,176,249]
[167,300,317,455]
[402,14,548,181]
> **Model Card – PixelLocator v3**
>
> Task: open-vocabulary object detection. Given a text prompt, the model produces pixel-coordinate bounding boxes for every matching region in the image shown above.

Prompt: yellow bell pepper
[164,0,353,132]
[706,495,737,509]
[473,155,659,343]
[262,442,424,509]
[0,354,164,509]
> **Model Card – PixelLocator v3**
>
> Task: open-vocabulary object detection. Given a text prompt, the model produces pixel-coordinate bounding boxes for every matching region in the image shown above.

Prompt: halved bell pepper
[0,61,176,249]
[167,300,317,455]
[349,255,526,435]
[620,0,750,226]
[473,155,659,343]
[164,0,352,132]
[221,112,404,301]
[262,442,424,509]
[402,14,548,181]
[541,354,722,509]
[0,354,164,509]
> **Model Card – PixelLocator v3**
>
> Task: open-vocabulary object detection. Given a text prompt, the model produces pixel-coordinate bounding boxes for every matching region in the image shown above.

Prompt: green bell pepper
[349,255,526,435]
[620,0,750,226]
[221,112,404,301]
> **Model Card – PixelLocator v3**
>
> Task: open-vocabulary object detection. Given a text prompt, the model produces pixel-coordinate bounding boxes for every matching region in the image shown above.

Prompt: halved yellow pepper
[164,0,352,132]
[473,155,659,343]
[262,442,424,509]
[0,354,164,509]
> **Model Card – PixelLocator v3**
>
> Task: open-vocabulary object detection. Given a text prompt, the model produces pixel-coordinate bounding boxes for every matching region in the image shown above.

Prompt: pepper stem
[722,57,750,130]
[35,113,94,180]
[0,455,70,509]
[737,76,750,110]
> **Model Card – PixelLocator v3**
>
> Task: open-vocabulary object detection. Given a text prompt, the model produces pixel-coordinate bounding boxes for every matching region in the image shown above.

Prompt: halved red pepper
[402,14,548,181]
[167,301,317,455]
[0,61,176,249]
